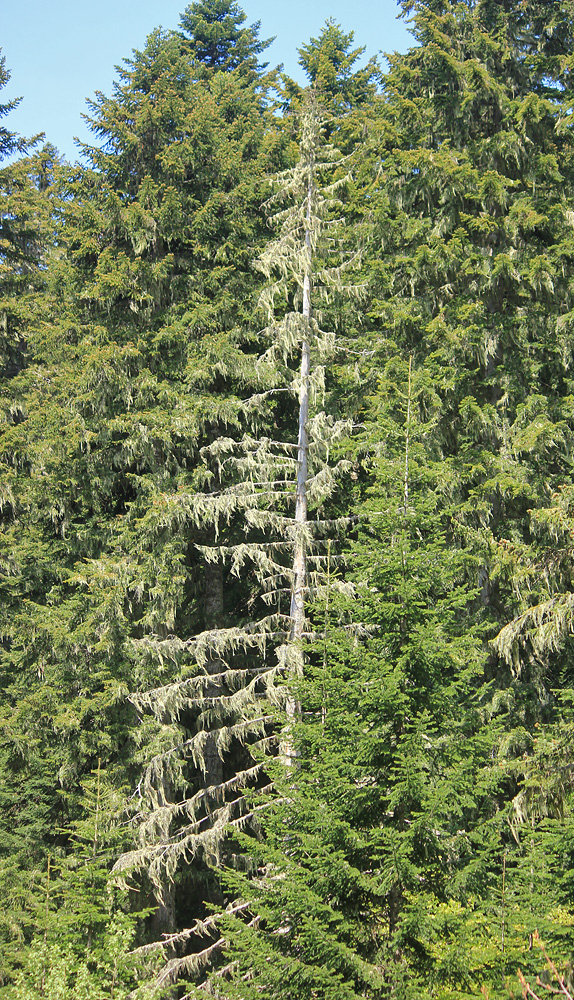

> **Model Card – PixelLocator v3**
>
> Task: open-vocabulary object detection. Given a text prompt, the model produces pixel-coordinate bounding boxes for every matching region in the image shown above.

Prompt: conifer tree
[208,3,574,995]
[179,0,273,75]
[341,0,574,993]
[1,765,147,999]
[0,1,280,980]
[0,53,54,378]
[0,60,71,977]
[109,88,361,995]
[210,351,496,1000]
[0,52,36,161]
[297,20,379,114]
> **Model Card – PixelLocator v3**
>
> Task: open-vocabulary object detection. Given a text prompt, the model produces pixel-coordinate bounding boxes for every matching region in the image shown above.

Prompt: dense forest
[2,0,574,996]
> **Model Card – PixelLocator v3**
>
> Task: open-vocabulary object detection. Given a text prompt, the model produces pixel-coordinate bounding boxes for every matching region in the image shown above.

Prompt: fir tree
[110,88,361,995]
[1,764,147,999]
[179,0,274,76]
[0,1,279,981]
[0,53,39,161]
[344,0,574,992]
[297,19,380,114]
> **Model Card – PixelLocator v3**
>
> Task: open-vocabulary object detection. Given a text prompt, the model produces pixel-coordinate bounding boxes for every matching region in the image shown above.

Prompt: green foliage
[0,4,282,989]
[0,53,38,161]
[0,764,146,998]
[4,2,574,999]
[0,142,60,376]
[179,0,274,76]
[298,19,380,112]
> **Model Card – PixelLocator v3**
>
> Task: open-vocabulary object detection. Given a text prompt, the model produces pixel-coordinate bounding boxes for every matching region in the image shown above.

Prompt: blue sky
[2,0,413,163]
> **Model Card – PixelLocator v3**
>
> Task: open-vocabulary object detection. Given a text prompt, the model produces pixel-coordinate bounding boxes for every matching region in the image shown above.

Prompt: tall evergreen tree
[0,53,53,378]
[179,0,273,76]
[213,2,574,997]
[0,2,281,984]
[111,88,362,995]
[0,53,36,161]
[342,0,574,993]
[297,19,379,113]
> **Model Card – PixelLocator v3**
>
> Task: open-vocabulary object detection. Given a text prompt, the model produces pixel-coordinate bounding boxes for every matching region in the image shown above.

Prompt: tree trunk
[203,559,224,787]
[285,164,313,742]
[151,881,176,937]
[289,166,313,648]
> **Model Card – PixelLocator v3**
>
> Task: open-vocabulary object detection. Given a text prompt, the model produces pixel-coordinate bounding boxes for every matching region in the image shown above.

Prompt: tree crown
[179,0,274,74]
[297,20,379,110]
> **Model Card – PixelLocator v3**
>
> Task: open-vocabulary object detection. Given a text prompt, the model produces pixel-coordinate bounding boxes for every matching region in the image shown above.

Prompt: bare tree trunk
[204,559,223,630]
[150,880,177,1000]
[290,326,309,644]
[151,882,176,936]
[203,559,224,788]
[285,163,313,746]
[289,166,312,647]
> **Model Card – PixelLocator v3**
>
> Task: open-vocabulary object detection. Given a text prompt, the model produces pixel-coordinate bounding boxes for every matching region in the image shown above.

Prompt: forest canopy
[2,2,574,998]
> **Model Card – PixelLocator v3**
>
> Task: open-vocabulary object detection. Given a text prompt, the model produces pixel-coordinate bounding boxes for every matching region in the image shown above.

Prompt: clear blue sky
[1,0,413,163]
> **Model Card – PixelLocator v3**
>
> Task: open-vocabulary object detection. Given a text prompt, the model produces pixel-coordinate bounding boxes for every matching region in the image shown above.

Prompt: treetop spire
[179,0,274,74]
[297,19,380,111]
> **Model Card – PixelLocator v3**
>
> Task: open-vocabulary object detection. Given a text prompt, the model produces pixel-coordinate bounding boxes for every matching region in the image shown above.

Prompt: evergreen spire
[298,20,379,110]
[179,0,274,75]
[0,52,38,161]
